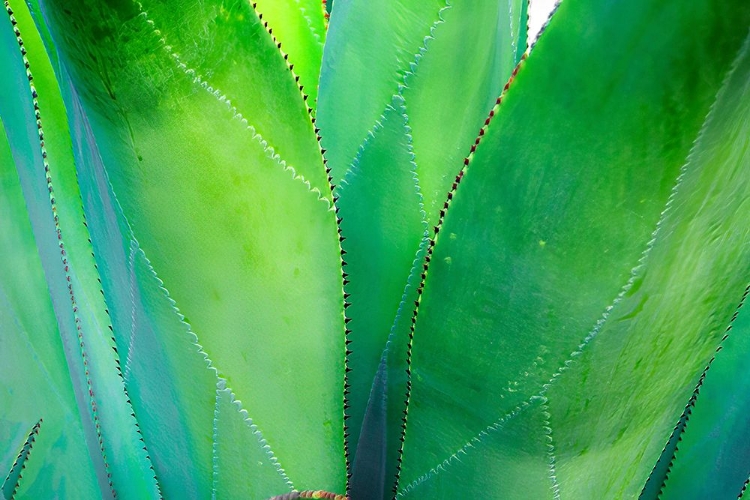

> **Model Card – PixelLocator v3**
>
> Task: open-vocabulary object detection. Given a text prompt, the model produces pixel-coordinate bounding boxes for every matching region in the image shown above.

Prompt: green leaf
[319,1,528,493]
[61,70,218,498]
[252,0,327,108]
[0,113,99,499]
[399,397,555,499]
[653,48,750,496]
[657,293,750,499]
[91,0,328,197]
[317,0,445,186]
[41,0,347,492]
[639,409,688,499]
[0,1,160,496]
[401,0,527,226]
[741,478,750,499]
[2,419,42,500]
[336,98,426,493]
[212,381,294,498]
[543,27,750,498]
[396,0,750,497]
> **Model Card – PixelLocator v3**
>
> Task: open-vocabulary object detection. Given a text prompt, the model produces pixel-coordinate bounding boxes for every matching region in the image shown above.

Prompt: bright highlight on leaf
[1,0,749,498]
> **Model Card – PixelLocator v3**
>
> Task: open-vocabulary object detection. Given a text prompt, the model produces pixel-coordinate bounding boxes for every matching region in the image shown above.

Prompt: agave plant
[2,0,750,497]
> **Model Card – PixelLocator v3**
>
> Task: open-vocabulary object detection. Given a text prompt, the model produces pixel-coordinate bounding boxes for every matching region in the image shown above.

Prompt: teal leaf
[0,1,160,496]
[319,1,529,494]
[61,69,218,498]
[336,99,426,494]
[317,0,446,186]
[2,419,42,500]
[212,381,293,498]
[0,111,99,499]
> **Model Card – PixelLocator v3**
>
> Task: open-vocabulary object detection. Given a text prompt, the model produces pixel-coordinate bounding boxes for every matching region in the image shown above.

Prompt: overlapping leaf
[653,50,750,496]
[1,1,160,496]
[2,0,750,497]
[396,0,750,497]
[251,0,327,107]
[318,2,528,493]
[0,111,101,498]
[2,0,347,495]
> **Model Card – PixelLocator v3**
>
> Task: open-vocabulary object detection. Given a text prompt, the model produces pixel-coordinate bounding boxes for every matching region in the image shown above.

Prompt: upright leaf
[41,0,347,492]
[318,0,441,185]
[252,0,327,107]
[337,99,426,496]
[397,0,750,497]
[318,2,528,492]
[212,381,294,498]
[59,69,219,498]
[0,114,103,499]
[402,0,527,226]
[1,420,42,499]
[543,28,750,498]
[0,1,160,496]
[653,51,750,496]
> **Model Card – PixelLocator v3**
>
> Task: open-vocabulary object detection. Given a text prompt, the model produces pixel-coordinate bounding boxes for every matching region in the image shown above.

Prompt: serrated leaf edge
[3,4,162,496]
[1,418,42,500]
[211,379,295,498]
[131,1,331,210]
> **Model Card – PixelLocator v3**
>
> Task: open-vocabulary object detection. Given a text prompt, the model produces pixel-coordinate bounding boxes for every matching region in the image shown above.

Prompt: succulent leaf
[1,1,161,496]
[654,45,750,494]
[1,0,749,497]
[250,0,327,108]
[396,0,750,497]
[18,0,346,494]
[318,2,529,494]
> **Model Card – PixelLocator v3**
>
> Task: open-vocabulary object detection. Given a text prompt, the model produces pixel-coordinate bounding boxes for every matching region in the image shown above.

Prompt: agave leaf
[40,0,346,492]
[639,408,688,499]
[81,0,327,197]
[396,0,750,497]
[318,0,527,490]
[318,0,527,190]
[542,27,750,498]
[251,0,327,108]
[1,419,41,500]
[401,0,527,227]
[212,381,294,498]
[12,4,224,488]
[336,99,427,495]
[1,1,161,496]
[0,115,100,499]
[653,49,750,496]
[59,68,220,498]
[317,0,445,186]
[399,396,555,498]
[656,299,750,499]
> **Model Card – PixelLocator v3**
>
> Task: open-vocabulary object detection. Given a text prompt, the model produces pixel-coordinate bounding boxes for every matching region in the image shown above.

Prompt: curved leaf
[41,0,347,492]
[0,1,160,496]
[654,48,750,496]
[319,1,528,493]
[60,70,219,498]
[212,381,294,498]
[337,99,426,495]
[1,420,41,499]
[0,112,100,499]
[397,0,750,496]
[252,0,327,107]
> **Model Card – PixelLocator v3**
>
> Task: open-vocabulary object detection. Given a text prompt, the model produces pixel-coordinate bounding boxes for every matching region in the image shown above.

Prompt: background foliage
[1,0,750,498]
